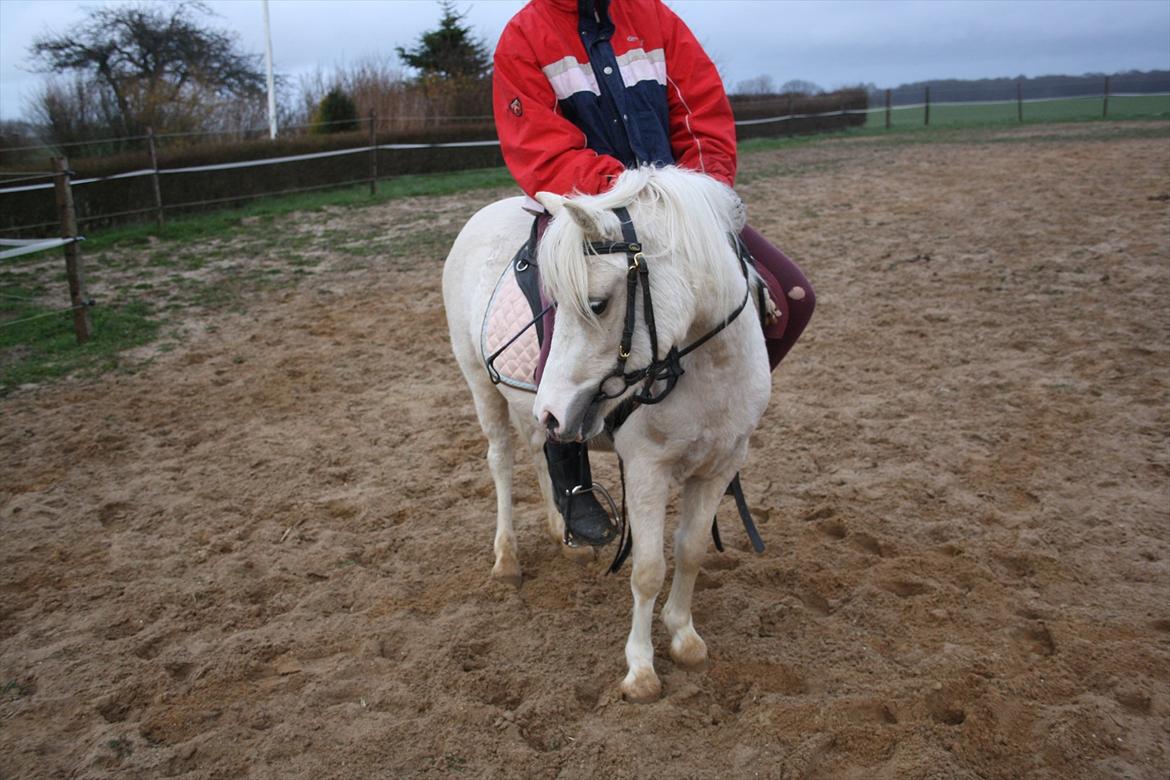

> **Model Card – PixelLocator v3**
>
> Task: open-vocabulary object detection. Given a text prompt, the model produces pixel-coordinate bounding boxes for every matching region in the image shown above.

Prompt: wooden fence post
[368,111,378,195]
[884,89,891,129]
[51,156,91,345]
[924,86,931,126]
[147,126,165,228]
[1017,81,1023,123]
[786,94,794,137]
[1103,76,1110,118]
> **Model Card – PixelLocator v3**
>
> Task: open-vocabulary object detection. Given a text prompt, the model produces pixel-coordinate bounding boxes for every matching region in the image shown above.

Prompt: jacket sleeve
[493,25,627,198]
[655,2,737,187]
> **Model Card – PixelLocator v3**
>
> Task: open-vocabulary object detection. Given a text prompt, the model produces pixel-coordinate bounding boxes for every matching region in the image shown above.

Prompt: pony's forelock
[539,166,744,326]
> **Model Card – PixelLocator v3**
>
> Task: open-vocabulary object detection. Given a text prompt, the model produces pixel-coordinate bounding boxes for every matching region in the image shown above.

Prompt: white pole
[262,0,277,139]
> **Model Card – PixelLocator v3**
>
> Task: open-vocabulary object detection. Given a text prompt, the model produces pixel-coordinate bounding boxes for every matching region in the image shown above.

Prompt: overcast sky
[1,0,1168,122]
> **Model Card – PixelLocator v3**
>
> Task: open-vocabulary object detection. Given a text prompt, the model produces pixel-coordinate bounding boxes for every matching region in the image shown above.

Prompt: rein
[587,206,753,415]
[579,207,761,574]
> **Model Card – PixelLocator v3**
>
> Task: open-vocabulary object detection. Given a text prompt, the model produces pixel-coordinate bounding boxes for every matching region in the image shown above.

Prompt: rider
[492,0,814,546]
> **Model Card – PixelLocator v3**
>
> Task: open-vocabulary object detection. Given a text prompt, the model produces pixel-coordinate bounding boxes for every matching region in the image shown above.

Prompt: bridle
[586,205,754,424]
[485,203,767,573]
[581,205,762,573]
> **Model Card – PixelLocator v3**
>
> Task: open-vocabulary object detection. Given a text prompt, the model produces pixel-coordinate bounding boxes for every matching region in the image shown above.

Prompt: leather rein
[582,206,764,574]
[588,206,754,421]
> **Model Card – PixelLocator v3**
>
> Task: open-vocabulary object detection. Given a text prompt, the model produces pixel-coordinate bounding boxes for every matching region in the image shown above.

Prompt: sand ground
[2,123,1168,778]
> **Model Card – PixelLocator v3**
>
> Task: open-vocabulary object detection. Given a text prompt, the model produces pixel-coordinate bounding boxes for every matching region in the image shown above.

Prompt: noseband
[587,206,753,417]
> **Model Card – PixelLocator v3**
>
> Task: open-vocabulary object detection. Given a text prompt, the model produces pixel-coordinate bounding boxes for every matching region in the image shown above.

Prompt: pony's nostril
[544,412,560,432]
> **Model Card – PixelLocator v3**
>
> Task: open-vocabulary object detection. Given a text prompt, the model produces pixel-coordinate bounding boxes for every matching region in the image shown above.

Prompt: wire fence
[0,76,1167,238]
[2,72,1168,387]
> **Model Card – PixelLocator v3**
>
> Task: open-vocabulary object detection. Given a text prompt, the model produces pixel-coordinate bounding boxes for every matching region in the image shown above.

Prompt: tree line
[2,0,492,156]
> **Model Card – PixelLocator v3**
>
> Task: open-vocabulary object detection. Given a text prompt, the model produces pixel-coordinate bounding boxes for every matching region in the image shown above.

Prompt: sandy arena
[2,123,1168,778]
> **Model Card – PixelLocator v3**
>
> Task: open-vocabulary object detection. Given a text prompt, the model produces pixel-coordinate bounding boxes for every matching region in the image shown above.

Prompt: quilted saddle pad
[480,260,540,392]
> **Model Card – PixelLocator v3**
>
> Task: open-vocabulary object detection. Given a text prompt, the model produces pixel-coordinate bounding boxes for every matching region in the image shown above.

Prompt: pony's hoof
[491,559,522,589]
[670,635,709,671]
[620,669,661,703]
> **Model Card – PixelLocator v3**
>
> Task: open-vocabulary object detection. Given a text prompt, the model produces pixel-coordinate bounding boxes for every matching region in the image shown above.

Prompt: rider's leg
[543,440,618,547]
[740,225,815,369]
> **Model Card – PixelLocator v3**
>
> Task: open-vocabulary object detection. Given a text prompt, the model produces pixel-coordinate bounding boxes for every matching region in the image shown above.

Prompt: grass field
[866,93,1170,128]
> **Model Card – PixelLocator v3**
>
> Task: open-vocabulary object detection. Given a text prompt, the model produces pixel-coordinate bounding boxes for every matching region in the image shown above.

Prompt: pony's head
[533,165,747,441]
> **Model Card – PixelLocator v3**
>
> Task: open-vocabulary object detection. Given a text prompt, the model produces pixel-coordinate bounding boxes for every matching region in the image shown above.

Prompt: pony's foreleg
[621,471,669,703]
[472,390,520,586]
[662,475,731,670]
[520,428,566,545]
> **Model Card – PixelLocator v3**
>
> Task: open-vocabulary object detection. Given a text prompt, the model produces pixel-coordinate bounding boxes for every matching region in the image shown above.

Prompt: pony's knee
[673,528,707,566]
[486,438,512,472]
[631,555,666,596]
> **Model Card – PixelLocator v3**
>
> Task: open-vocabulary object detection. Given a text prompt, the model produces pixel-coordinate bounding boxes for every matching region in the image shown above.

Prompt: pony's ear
[562,201,606,236]
[536,191,609,237]
[535,191,566,216]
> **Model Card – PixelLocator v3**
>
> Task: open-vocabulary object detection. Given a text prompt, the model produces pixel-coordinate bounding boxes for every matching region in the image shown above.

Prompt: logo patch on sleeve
[509,97,523,117]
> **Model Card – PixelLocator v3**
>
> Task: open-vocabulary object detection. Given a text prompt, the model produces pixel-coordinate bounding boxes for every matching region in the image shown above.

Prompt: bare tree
[780,79,823,96]
[28,1,266,138]
[733,74,777,96]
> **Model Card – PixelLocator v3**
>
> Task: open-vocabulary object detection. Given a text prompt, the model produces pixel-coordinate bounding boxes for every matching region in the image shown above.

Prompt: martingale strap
[579,207,765,573]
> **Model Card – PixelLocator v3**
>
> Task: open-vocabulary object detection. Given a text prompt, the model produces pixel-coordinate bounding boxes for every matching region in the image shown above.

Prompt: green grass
[864,93,1170,129]
[0,293,159,393]
[740,111,1170,156]
[79,167,515,253]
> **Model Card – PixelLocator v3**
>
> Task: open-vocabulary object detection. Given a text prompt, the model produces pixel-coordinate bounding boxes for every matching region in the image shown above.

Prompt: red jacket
[493,0,737,199]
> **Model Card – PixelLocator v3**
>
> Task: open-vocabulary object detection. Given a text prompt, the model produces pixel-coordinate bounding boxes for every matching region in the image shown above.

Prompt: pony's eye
[589,298,609,316]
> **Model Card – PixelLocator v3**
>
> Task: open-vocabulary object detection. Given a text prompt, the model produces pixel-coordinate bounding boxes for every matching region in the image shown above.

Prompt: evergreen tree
[395,2,491,81]
[312,88,359,134]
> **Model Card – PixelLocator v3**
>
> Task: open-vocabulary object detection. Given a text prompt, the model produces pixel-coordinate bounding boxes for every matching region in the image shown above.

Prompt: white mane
[538,166,747,328]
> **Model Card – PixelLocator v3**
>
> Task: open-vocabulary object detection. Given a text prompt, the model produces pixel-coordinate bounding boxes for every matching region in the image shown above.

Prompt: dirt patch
[2,125,1168,778]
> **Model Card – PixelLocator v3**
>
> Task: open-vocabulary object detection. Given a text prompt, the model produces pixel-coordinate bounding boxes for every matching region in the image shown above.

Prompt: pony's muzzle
[542,410,560,435]
[536,386,594,442]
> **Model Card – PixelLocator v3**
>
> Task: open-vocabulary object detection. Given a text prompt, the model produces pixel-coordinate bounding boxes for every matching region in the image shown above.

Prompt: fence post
[147,126,165,228]
[1017,81,1023,123]
[51,156,91,345]
[1103,76,1110,118]
[924,86,931,126]
[884,89,891,129]
[786,94,794,137]
[368,111,378,196]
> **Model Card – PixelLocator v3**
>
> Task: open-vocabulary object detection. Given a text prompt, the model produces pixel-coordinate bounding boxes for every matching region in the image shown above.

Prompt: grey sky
[1,0,1168,122]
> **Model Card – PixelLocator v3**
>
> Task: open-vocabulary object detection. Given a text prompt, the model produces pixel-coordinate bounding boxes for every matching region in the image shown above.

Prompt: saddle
[481,217,789,392]
[481,213,782,571]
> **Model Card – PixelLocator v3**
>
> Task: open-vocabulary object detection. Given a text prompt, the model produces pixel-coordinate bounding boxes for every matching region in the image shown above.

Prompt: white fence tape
[0,236,82,261]
[735,90,1170,126]
[0,91,1166,197]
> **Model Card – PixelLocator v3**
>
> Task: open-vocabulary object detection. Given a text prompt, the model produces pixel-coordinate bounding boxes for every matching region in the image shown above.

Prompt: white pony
[442,165,771,702]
